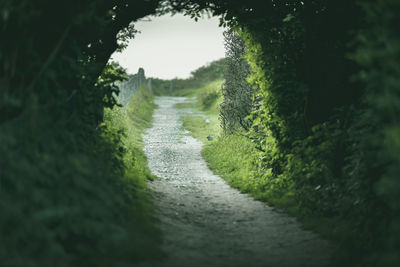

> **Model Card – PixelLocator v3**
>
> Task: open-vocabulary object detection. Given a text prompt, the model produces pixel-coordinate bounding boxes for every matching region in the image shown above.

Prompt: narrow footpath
[139,96,331,267]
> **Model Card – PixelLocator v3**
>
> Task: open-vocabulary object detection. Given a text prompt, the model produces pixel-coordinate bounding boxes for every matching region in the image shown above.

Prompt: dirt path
[139,96,331,267]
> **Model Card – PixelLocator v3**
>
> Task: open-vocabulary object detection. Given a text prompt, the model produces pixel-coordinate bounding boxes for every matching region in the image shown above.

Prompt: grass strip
[104,84,163,261]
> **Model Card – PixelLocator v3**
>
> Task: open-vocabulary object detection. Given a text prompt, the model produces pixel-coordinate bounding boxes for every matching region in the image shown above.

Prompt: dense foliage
[0,1,162,266]
[204,1,400,266]
[2,0,400,266]
[220,29,254,133]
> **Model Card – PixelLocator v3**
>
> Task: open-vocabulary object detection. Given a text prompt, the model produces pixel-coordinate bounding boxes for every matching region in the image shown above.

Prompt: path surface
[140,96,331,267]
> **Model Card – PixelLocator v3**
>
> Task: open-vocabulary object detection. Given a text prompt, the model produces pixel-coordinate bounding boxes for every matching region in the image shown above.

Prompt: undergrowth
[176,79,345,265]
[97,84,164,262]
[105,84,157,181]
[0,78,162,267]
[102,83,162,261]
[178,80,298,212]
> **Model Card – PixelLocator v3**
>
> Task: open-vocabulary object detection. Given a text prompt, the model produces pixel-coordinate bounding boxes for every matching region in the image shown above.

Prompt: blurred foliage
[0,62,163,267]
[0,1,162,266]
[150,58,226,95]
[350,0,400,265]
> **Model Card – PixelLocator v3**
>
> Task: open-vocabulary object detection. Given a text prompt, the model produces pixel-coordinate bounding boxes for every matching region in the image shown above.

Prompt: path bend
[139,96,331,267]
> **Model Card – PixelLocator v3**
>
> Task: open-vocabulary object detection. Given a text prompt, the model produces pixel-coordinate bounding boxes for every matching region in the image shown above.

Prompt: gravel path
[139,96,331,267]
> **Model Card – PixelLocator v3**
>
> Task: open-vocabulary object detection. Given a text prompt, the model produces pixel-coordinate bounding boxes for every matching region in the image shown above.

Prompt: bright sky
[110,13,225,79]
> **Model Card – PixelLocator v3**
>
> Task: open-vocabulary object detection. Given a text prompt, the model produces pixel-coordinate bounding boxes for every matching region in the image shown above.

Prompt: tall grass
[105,84,157,182]
[102,84,163,261]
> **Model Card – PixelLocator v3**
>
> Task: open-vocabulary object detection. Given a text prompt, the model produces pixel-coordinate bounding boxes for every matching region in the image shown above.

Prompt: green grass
[202,132,357,266]
[175,80,223,142]
[180,116,214,143]
[105,84,157,182]
[172,87,198,97]
[176,81,333,220]
[126,85,158,181]
[202,134,260,191]
[175,81,265,195]
[202,135,298,210]
[103,84,163,261]
[174,81,273,201]
[174,102,196,109]
[175,79,297,209]
[176,80,361,267]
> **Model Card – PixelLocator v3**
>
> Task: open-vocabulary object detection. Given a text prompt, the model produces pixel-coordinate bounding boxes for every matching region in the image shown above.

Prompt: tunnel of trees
[1,0,399,266]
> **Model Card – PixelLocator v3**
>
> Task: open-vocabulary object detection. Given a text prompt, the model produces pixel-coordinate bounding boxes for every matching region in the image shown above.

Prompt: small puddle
[139,96,331,267]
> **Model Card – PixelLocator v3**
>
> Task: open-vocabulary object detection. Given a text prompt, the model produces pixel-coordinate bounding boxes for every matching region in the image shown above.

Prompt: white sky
[110,13,226,79]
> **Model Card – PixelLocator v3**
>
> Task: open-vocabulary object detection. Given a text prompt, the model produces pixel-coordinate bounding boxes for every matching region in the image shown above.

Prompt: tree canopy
[1,1,400,266]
